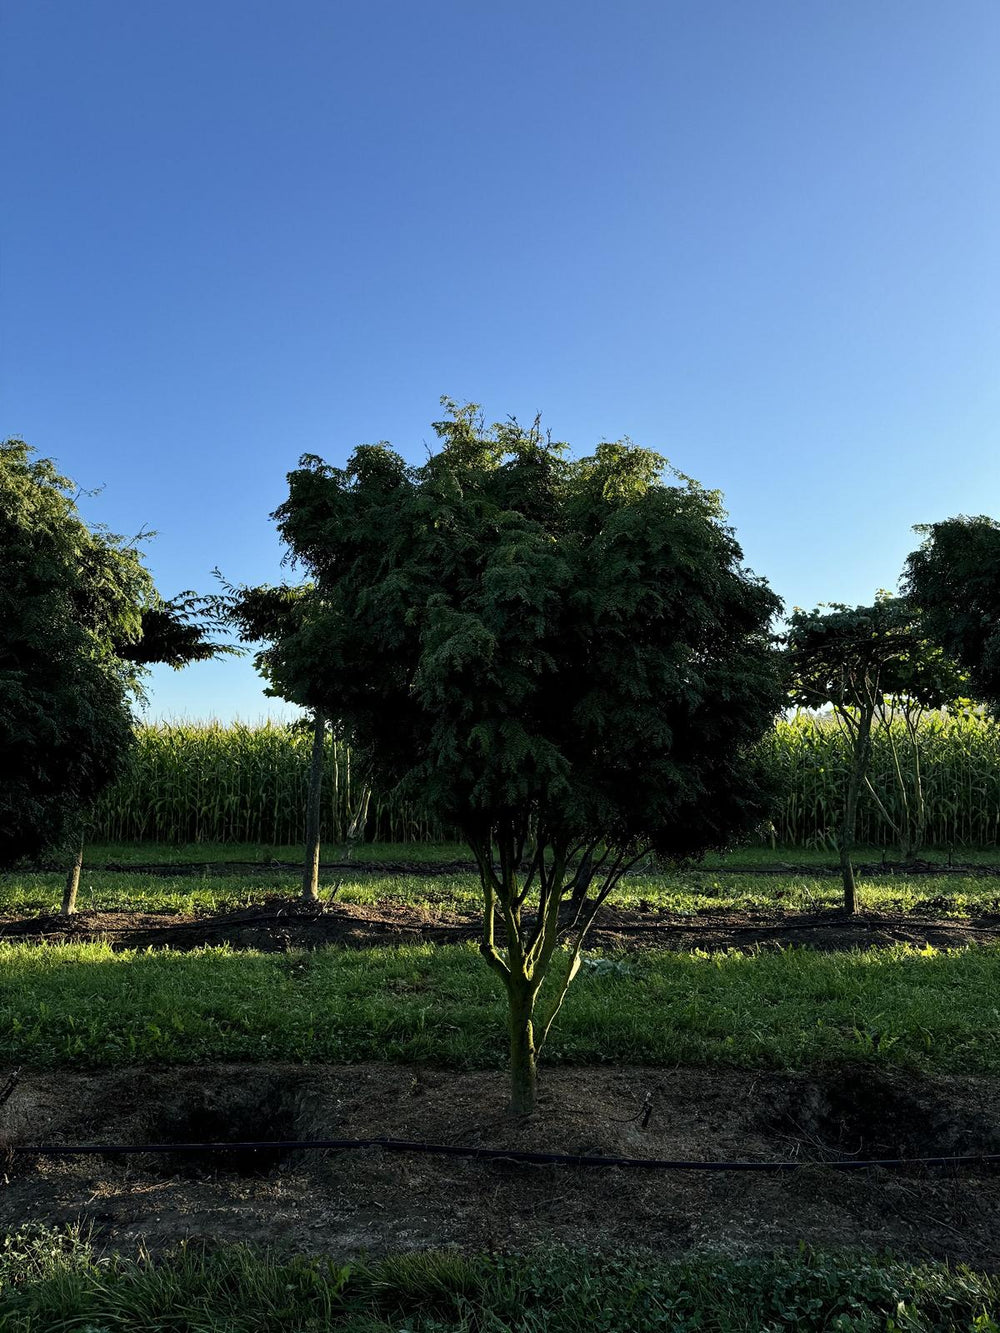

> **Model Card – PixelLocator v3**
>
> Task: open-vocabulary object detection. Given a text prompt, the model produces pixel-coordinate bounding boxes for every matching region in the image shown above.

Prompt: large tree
[264,403,784,1113]
[0,438,228,875]
[903,516,1000,712]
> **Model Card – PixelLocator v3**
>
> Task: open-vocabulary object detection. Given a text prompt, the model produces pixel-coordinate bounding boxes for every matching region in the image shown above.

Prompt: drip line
[10,1137,1000,1172]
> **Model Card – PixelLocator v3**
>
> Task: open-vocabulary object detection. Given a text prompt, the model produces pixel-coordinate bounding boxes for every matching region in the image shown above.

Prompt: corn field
[90,714,1000,848]
[763,711,1000,849]
[90,723,448,845]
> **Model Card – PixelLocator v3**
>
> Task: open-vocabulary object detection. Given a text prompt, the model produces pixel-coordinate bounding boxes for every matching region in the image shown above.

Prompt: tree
[264,402,784,1113]
[221,581,373,901]
[785,596,964,910]
[0,438,230,884]
[903,516,1000,712]
[59,591,235,917]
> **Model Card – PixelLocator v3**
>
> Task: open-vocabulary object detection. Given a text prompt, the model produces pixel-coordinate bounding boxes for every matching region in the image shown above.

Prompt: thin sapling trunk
[301,710,326,902]
[61,840,84,917]
[837,701,875,915]
[344,783,371,862]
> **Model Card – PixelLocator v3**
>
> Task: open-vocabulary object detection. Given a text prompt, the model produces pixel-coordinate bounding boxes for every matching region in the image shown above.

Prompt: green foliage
[0,441,149,864]
[904,516,1000,713]
[271,402,784,860]
[122,592,239,669]
[3,937,999,1075]
[786,596,966,715]
[221,579,324,710]
[2,1230,998,1332]
[266,402,784,1106]
[0,441,233,866]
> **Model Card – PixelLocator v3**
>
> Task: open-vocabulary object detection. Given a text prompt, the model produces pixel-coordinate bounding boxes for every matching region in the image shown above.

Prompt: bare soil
[5,897,1000,953]
[2,1063,999,1265]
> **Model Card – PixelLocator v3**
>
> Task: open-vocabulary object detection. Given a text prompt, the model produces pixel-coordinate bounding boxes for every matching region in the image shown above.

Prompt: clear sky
[4,1,998,722]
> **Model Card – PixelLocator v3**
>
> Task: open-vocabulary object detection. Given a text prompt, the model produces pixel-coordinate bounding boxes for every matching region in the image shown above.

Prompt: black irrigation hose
[11,1136,1000,1172]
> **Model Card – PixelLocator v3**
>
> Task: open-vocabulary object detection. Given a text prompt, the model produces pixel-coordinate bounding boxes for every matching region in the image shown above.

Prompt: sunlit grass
[80,839,471,866]
[2,938,998,1074]
[699,842,1000,867]
[4,865,1000,918]
[75,839,1000,870]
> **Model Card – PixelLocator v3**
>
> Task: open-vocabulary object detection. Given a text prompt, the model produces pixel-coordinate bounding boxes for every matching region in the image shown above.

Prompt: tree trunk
[838,706,874,915]
[61,841,84,917]
[301,711,325,902]
[507,984,537,1115]
[567,848,594,914]
[345,784,371,861]
[838,818,858,915]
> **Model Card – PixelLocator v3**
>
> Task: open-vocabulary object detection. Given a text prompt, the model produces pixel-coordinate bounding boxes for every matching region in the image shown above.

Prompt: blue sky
[4,1,998,721]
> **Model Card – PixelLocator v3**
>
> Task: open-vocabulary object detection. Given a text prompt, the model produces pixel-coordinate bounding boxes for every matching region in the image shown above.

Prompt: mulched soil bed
[2,1062,999,1265]
[4,897,1000,953]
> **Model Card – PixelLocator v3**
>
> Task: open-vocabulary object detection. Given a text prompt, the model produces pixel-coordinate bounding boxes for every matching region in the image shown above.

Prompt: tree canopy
[903,516,1000,712]
[262,402,785,1111]
[786,596,966,716]
[0,439,229,866]
[261,405,784,860]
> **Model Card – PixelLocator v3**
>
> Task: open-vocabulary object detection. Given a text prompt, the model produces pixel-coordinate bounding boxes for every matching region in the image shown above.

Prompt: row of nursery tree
[89,711,1000,853]
[5,403,1000,1110]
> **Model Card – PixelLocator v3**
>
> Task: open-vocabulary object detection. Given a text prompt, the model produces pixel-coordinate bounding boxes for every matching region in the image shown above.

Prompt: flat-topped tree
[0,438,232,889]
[903,516,1000,713]
[785,596,965,910]
[271,401,784,1113]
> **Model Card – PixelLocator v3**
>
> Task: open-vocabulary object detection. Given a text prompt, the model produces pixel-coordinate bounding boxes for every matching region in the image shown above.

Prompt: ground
[4,847,1000,1324]
[7,895,1000,954]
[3,1062,1000,1268]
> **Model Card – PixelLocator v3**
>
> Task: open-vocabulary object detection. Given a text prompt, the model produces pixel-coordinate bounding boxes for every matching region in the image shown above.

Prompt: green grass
[2,1228,997,1332]
[699,844,1000,868]
[2,939,999,1074]
[66,839,1000,870]
[5,865,1000,918]
[79,839,472,866]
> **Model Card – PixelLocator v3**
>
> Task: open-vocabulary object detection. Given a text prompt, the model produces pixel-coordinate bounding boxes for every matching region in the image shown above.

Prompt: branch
[536,950,582,1054]
[479,876,510,982]
[536,846,646,1055]
[525,848,567,973]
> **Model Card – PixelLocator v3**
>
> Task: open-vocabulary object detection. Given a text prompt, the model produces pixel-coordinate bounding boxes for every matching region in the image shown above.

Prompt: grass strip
[5,869,1000,918]
[2,940,999,1074]
[76,839,472,867]
[1,1226,997,1332]
[75,839,1000,870]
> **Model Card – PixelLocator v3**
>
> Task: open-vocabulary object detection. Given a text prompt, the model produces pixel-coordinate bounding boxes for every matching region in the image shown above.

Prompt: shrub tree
[0,438,229,877]
[267,403,784,1112]
[903,516,1000,712]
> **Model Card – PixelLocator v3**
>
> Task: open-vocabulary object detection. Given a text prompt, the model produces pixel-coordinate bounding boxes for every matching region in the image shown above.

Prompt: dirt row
[3,1062,998,1265]
[4,897,1000,953]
